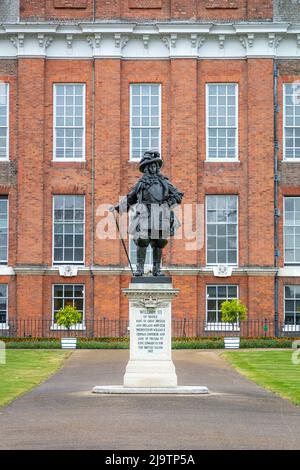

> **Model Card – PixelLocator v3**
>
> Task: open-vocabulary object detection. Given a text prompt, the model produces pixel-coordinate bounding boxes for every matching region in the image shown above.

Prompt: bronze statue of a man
[113,150,184,277]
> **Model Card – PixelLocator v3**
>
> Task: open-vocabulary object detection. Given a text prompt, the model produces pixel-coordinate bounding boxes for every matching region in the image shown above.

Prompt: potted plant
[55,305,82,349]
[220,299,247,349]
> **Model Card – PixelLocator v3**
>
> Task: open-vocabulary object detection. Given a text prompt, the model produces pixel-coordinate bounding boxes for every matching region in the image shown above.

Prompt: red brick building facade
[0,0,300,336]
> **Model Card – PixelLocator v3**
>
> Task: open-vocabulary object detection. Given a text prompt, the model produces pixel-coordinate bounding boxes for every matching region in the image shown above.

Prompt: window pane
[130,84,161,160]
[285,284,300,327]
[207,84,237,160]
[53,196,84,264]
[206,284,238,324]
[53,284,84,325]
[0,197,8,263]
[54,84,85,160]
[284,84,300,159]
[206,195,238,266]
[0,84,8,160]
[284,197,300,264]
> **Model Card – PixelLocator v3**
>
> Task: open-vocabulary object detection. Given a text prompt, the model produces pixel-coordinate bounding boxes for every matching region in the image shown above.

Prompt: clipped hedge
[4,340,61,349]
[0,336,297,349]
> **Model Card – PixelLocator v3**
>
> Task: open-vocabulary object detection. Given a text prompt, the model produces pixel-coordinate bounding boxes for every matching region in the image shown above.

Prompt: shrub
[221,299,248,325]
[55,305,82,330]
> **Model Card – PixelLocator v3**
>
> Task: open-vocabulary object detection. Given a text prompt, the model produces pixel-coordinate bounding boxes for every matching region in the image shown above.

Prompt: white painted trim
[0,197,9,265]
[283,196,300,266]
[278,266,300,277]
[53,158,87,162]
[205,158,240,163]
[0,266,14,275]
[282,83,300,162]
[0,83,9,161]
[0,23,299,59]
[283,284,300,330]
[234,24,289,33]
[4,24,59,34]
[53,83,86,162]
[6,82,9,161]
[51,324,86,331]
[0,283,8,327]
[52,194,85,267]
[205,323,240,332]
[80,23,136,34]
[0,324,9,330]
[283,83,287,161]
[10,265,278,276]
[52,283,85,328]
[205,83,238,162]
[205,194,239,267]
[157,24,212,34]
[205,284,239,326]
[282,325,300,332]
[6,196,9,266]
[129,83,161,161]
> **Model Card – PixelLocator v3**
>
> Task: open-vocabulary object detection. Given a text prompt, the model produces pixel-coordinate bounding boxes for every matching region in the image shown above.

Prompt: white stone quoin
[122,278,179,388]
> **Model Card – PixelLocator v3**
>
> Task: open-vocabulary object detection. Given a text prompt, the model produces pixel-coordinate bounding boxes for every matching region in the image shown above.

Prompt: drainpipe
[89,1,96,333]
[274,60,279,337]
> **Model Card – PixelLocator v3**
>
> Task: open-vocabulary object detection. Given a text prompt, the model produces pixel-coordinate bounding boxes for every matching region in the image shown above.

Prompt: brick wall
[247,59,275,267]
[19,0,273,21]
[1,56,278,324]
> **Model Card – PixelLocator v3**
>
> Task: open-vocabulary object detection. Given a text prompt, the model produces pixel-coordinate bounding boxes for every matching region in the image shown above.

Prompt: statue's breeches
[128,203,180,240]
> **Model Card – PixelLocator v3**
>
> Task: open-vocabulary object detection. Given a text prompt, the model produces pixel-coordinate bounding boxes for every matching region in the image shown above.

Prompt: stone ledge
[92,385,209,394]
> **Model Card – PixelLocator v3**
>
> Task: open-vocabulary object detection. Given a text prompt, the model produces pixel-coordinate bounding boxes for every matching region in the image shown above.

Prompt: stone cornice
[7,265,279,277]
[0,21,300,59]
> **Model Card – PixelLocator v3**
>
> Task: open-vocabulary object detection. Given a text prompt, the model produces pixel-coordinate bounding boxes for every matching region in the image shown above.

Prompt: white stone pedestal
[92,276,209,395]
[123,277,178,388]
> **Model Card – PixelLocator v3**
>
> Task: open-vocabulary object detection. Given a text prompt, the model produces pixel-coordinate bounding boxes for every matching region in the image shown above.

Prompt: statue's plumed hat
[139,150,163,173]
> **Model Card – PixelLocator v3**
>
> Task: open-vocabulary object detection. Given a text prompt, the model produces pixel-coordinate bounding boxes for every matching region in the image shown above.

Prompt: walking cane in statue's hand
[110,206,134,275]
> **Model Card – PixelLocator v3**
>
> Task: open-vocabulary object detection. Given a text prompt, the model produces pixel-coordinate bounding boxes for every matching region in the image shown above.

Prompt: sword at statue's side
[109,206,134,275]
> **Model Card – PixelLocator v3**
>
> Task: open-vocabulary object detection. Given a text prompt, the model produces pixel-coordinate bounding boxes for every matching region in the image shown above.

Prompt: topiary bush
[221,299,248,327]
[55,305,82,330]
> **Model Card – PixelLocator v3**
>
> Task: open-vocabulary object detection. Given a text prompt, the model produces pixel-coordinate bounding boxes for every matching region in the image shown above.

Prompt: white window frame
[205,195,239,267]
[283,196,300,265]
[205,83,239,162]
[0,196,8,265]
[283,285,300,332]
[129,83,162,161]
[205,284,240,331]
[53,83,86,162]
[0,284,8,329]
[0,83,9,161]
[283,83,300,161]
[52,195,85,266]
[51,284,85,330]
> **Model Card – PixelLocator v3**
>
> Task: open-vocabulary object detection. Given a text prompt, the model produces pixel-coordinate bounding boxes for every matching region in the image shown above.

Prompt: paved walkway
[0,350,299,450]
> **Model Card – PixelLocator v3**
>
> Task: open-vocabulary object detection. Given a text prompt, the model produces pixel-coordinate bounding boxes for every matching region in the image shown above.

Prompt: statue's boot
[152,246,164,276]
[134,245,147,276]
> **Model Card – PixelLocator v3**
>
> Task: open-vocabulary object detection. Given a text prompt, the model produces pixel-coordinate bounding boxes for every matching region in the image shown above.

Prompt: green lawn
[0,350,71,408]
[223,350,300,406]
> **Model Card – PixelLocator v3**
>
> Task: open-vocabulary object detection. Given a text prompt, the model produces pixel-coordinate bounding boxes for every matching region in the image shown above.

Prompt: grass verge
[223,350,300,406]
[0,350,71,408]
